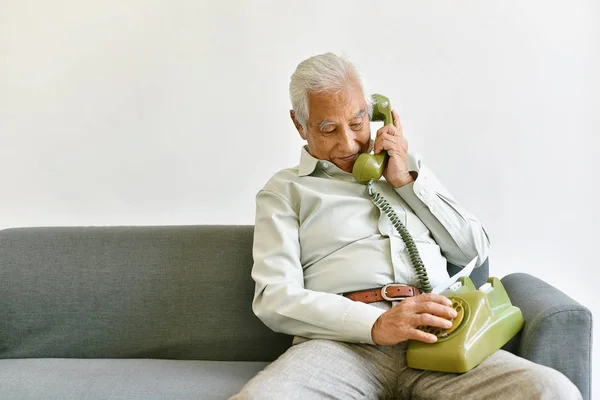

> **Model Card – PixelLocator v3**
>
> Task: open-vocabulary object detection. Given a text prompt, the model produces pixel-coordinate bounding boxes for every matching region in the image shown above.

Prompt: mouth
[338,153,359,162]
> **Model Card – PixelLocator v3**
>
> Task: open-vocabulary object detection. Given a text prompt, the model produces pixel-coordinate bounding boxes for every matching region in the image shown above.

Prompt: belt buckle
[381,283,409,301]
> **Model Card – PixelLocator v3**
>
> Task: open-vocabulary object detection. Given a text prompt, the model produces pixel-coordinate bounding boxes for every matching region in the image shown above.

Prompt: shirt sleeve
[394,153,491,268]
[251,189,385,344]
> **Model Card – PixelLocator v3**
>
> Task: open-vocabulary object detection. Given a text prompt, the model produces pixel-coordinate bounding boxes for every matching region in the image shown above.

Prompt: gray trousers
[232,305,582,399]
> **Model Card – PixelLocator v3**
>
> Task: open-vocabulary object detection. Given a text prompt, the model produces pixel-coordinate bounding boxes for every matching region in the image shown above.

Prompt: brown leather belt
[343,284,422,303]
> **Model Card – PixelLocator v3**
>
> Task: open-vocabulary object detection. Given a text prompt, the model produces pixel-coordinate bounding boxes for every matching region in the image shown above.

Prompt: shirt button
[323,162,330,168]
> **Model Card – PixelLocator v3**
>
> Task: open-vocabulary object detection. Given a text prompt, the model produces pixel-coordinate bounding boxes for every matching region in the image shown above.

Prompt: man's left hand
[373,110,414,188]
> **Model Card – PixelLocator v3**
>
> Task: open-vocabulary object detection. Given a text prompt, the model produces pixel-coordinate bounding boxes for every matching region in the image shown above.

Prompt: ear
[290,110,307,140]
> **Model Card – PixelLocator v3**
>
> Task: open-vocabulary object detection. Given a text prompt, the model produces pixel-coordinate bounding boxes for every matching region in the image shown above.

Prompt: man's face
[291,81,371,173]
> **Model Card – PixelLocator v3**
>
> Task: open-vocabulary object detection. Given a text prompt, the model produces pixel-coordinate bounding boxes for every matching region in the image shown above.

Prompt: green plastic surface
[406,277,524,373]
[352,94,392,184]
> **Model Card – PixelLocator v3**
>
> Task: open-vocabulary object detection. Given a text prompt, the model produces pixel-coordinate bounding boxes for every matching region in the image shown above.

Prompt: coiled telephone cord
[367,181,433,293]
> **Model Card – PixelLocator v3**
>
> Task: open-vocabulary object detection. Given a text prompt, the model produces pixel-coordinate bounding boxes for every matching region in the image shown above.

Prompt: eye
[322,128,337,134]
[350,123,363,130]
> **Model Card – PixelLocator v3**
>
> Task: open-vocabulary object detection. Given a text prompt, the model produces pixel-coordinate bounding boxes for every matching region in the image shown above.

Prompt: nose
[337,125,358,152]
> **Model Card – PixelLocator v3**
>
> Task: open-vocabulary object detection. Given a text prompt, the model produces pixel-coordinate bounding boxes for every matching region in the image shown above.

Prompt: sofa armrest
[501,273,592,400]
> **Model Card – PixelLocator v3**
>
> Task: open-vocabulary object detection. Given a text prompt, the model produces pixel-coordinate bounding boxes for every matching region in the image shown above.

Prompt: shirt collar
[298,146,320,177]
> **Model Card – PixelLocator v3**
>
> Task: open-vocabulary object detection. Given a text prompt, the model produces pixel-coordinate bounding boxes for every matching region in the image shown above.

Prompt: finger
[413,301,457,320]
[377,124,404,143]
[373,135,382,154]
[415,293,454,307]
[377,136,396,154]
[406,328,438,344]
[373,132,396,154]
[376,125,396,138]
[379,137,404,153]
[392,110,402,130]
[412,313,454,330]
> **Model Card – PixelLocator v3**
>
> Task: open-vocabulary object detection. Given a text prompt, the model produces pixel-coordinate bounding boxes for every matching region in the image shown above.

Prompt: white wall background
[1,0,598,393]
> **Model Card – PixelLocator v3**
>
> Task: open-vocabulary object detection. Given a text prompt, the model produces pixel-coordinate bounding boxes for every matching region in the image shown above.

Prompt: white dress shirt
[251,146,490,344]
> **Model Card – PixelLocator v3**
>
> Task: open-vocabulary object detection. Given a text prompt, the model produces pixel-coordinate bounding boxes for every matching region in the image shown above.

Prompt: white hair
[289,52,374,130]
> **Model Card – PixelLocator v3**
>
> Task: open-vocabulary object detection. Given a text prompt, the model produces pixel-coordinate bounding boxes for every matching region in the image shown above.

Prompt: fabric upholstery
[502,273,592,400]
[0,226,291,361]
[0,358,267,400]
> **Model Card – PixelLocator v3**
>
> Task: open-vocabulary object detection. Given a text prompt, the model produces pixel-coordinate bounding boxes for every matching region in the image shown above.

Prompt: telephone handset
[352,93,392,185]
[356,94,524,373]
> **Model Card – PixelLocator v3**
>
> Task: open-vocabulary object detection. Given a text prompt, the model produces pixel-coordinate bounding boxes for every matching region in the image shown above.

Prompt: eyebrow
[318,108,367,131]
[353,108,367,119]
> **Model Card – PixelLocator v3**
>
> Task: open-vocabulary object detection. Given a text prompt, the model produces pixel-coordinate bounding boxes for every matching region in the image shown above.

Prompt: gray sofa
[0,225,592,399]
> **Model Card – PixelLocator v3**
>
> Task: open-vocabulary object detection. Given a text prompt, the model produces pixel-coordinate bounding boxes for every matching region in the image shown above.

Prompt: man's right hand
[371,293,458,346]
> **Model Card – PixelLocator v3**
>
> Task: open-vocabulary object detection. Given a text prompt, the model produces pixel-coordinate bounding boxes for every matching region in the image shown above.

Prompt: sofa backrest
[0,225,489,361]
[0,225,292,361]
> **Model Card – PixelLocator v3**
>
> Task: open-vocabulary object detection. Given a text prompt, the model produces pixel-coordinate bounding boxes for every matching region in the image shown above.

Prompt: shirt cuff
[395,170,434,210]
[343,301,386,345]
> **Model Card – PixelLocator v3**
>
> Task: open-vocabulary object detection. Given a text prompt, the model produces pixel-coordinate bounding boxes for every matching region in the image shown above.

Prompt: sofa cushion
[0,226,292,361]
[0,358,266,399]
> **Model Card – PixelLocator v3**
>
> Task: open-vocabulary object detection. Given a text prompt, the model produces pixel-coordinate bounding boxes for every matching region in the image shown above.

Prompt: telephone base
[406,276,524,373]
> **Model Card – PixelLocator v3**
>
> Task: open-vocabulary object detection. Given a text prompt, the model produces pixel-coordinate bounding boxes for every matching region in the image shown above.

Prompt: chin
[334,153,358,172]
[339,161,355,173]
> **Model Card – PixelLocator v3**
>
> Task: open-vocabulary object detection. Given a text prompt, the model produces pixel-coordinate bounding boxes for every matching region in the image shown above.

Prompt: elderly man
[232,53,581,399]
